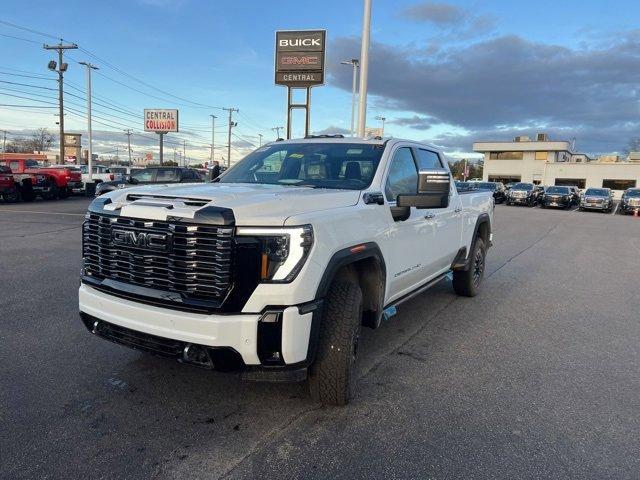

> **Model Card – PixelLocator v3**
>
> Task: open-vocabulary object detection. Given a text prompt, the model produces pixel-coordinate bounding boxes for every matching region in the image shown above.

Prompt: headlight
[236,225,313,283]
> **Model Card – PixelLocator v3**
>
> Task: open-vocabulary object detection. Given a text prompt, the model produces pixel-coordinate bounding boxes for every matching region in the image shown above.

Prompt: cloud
[312,126,352,136]
[388,115,435,130]
[401,2,466,26]
[328,32,640,154]
[400,2,496,38]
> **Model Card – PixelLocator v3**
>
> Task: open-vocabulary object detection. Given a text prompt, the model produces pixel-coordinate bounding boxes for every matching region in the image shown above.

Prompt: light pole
[124,129,132,166]
[79,61,98,182]
[357,0,372,137]
[341,59,359,136]
[210,114,217,163]
[375,115,386,136]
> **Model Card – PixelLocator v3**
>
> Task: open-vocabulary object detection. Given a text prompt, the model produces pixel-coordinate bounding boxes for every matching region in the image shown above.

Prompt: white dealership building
[473,134,640,197]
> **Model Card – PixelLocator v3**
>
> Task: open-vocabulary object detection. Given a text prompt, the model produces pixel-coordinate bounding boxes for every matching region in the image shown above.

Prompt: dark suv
[619,188,640,215]
[506,182,536,206]
[579,188,613,212]
[472,181,507,204]
[541,186,574,209]
[95,167,203,196]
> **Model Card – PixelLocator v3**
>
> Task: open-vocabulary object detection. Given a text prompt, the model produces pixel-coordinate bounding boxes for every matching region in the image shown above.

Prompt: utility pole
[357,0,372,137]
[258,133,263,147]
[210,114,217,163]
[124,129,132,166]
[223,107,238,168]
[44,42,78,164]
[183,140,187,166]
[79,61,98,183]
[341,59,359,136]
[272,126,284,139]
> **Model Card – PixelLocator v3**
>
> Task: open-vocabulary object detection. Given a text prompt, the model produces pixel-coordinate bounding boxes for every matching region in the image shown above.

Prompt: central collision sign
[275,30,326,87]
[144,109,179,133]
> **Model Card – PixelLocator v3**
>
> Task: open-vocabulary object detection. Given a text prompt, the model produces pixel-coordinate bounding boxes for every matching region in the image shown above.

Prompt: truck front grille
[82,212,234,311]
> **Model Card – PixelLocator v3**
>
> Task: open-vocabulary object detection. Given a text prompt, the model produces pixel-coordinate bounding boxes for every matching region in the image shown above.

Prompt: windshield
[219,142,384,190]
[546,186,570,194]
[585,188,608,196]
[511,183,533,191]
[625,189,640,197]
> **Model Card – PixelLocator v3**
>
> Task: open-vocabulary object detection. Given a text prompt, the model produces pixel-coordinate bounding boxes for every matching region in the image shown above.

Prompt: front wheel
[3,186,20,202]
[308,280,363,406]
[453,238,486,297]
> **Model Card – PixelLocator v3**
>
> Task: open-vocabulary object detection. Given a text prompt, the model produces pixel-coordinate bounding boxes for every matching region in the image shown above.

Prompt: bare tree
[622,137,640,156]
[4,129,56,154]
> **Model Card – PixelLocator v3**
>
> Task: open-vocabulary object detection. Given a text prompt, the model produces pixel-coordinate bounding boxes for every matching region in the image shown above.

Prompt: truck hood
[103,182,362,226]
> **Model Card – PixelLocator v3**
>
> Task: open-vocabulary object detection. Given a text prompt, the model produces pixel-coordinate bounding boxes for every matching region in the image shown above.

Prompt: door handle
[424,212,435,220]
[454,207,462,213]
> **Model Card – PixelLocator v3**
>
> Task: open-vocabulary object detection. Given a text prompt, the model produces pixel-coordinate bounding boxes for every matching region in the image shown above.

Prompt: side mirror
[128,176,138,184]
[397,169,451,209]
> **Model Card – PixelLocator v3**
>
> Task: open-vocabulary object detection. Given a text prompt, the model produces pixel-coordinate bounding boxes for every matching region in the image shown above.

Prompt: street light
[375,115,386,136]
[341,59,359,136]
[79,61,99,183]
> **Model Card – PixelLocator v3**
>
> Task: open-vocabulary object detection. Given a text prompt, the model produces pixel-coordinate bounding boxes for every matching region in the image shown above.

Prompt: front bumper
[620,203,640,214]
[79,284,318,372]
[543,198,571,208]
[508,196,531,205]
[581,202,609,210]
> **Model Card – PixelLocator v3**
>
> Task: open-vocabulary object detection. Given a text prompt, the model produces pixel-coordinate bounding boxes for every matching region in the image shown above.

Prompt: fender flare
[315,241,387,300]
[453,213,491,271]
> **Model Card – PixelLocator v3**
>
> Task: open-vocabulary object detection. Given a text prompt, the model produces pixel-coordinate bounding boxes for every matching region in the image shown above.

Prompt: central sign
[144,109,179,133]
[275,30,326,87]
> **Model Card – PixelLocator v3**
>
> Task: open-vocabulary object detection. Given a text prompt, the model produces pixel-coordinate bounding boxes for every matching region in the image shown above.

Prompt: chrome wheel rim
[473,248,485,287]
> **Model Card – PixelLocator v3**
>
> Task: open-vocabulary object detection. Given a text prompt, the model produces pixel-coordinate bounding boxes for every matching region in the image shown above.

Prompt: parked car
[579,188,613,212]
[619,188,640,215]
[0,166,20,202]
[95,166,204,196]
[3,159,83,199]
[471,181,507,204]
[506,182,536,206]
[108,166,144,177]
[80,137,494,405]
[541,186,575,209]
[533,185,546,205]
[567,186,581,204]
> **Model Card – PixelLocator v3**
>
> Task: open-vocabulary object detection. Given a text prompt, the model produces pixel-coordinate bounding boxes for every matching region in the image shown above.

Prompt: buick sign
[275,30,326,87]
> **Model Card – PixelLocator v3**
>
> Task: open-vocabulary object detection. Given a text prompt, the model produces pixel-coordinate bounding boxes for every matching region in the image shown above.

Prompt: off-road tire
[57,186,69,199]
[3,186,20,202]
[308,280,363,406]
[44,183,59,201]
[453,238,486,297]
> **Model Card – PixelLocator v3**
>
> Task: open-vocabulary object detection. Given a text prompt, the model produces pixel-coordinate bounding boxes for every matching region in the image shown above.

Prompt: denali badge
[111,228,171,251]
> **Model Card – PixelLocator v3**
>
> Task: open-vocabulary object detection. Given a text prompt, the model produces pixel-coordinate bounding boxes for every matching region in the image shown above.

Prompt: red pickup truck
[3,159,83,199]
[0,165,53,201]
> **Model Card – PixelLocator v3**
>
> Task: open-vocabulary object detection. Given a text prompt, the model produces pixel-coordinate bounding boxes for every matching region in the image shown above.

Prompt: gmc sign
[275,30,326,87]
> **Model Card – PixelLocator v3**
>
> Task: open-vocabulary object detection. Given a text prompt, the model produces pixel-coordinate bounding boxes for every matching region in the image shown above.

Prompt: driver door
[384,146,437,301]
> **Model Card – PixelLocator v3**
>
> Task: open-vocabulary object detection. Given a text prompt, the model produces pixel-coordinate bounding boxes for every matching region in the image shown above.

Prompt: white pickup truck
[79,136,494,405]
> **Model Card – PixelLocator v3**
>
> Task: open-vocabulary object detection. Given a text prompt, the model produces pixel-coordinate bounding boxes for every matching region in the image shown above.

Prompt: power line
[0,20,60,40]
[0,32,42,44]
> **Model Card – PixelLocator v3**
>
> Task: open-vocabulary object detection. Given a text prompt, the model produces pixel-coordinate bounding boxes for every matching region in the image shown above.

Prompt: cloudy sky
[1,0,639,162]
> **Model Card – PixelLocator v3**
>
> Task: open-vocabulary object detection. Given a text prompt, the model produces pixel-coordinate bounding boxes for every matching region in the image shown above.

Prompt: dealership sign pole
[144,109,178,166]
[275,30,326,138]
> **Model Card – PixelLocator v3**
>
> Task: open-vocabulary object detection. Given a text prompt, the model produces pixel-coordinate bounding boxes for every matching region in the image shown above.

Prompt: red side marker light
[350,244,366,254]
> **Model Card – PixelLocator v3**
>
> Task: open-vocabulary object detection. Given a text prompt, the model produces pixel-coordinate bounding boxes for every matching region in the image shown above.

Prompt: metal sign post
[158,132,164,166]
[275,30,326,139]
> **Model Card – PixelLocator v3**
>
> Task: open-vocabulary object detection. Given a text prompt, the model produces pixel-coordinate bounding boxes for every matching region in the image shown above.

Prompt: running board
[383,272,449,312]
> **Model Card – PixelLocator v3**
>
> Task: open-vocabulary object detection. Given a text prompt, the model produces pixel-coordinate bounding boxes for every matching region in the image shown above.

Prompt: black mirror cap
[418,169,450,195]
[397,193,449,209]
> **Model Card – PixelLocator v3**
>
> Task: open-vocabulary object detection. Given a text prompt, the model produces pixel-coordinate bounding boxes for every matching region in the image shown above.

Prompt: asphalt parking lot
[1,198,639,480]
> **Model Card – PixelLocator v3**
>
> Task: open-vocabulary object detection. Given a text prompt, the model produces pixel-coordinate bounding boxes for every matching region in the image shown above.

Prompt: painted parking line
[612,202,620,215]
[0,209,85,217]
[570,206,580,212]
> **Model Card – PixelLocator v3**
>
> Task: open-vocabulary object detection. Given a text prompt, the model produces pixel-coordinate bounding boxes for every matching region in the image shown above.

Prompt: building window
[602,179,636,190]
[535,151,547,160]
[488,175,521,183]
[555,178,586,189]
[489,151,523,160]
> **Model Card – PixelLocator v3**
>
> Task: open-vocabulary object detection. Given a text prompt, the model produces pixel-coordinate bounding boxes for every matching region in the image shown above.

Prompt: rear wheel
[44,182,59,200]
[308,280,363,406]
[57,186,69,199]
[453,238,486,297]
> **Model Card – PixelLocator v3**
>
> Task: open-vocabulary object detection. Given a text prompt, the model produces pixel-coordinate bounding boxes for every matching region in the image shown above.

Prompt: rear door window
[414,149,443,170]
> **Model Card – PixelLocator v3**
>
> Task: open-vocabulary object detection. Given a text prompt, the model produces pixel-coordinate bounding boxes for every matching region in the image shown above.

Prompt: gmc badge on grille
[111,228,171,251]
